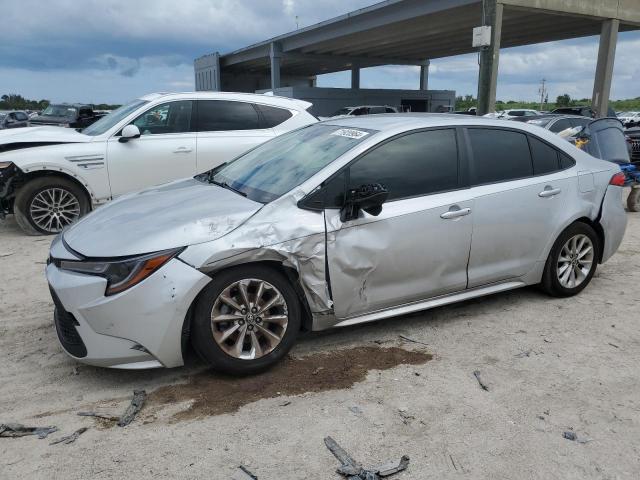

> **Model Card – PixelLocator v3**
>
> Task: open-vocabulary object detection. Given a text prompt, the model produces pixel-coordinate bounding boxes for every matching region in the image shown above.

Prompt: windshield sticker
[331,128,370,140]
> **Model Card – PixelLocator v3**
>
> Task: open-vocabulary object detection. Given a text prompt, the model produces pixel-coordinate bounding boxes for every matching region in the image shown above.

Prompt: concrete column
[592,19,619,118]
[212,52,221,91]
[351,66,360,89]
[476,0,503,116]
[419,60,430,90]
[270,42,282,90]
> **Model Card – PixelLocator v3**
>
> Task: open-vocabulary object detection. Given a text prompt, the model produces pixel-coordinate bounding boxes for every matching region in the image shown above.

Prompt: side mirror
[340,183,388,222]
[119,124,141,143]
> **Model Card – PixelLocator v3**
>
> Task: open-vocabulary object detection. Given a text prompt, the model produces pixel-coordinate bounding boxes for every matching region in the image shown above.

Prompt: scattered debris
[473,370,489,391]
[278,401,291,407]
[231,465,258,480]
[349,406,363,416]
[312,367,325,375]
[449,453,459,471]
[543,338,552,343]
[49,427,88,445]
[71,367,79,376]
[398,335,429,347]
[537,415,545,421]
[324,436,409,479]
[608,342,620,349]
[414,372,421,376]
[563,431,577,441]
[117,390,146,427]
[77,412,119,422]
[398,408,415,425]
[0,423,57,439]
[0,252,14,258]
[515,350,532,358]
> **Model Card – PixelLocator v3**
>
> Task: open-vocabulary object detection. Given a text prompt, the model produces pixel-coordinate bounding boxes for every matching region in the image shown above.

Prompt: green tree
[556,94,571,107]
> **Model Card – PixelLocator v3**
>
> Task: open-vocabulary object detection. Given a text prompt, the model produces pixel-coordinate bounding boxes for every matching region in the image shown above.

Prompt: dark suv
[30,104,105,129]
[0,111,29,129]
[551,106,616,118]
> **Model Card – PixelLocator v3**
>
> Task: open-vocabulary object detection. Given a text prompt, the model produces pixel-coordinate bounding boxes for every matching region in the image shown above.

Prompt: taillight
[609,172,626,186]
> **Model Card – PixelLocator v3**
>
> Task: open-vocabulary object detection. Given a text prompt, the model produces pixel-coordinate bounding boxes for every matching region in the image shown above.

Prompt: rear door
[194,100,275,173]
[324,128,474,319]
[106,100,197,196]
[465,127,576,287]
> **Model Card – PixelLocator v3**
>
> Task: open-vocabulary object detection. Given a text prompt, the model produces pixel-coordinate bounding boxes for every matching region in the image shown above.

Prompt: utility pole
[538,78,547,112]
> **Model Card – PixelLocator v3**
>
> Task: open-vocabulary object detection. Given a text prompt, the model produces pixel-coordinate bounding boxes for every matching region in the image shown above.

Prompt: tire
[14,176,90,235]
[541,222,599,297]
[627,188,640,212]
[191,265,301,375]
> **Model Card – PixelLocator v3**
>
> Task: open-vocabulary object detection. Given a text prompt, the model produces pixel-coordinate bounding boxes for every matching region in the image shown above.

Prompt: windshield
[41,105,77,117]
[82,99,148,136]
[209,124,376,203]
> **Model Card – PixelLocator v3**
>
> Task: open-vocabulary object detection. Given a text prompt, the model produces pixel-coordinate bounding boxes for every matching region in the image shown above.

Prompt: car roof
[136,91,312,111]
[322,112,536,131]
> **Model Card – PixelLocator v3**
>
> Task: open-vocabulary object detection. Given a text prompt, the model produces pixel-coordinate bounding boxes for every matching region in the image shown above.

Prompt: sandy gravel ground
[0,211,639,480]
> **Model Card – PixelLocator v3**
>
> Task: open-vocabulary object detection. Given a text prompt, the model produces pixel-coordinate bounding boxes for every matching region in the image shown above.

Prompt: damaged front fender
[179,189,334,318]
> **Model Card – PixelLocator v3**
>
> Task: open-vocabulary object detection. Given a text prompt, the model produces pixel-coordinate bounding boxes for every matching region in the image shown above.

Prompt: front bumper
[46,258,210,369]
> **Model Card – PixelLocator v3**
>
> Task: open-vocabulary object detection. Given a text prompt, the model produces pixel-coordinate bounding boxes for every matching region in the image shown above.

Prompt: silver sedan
[46,115,627,374]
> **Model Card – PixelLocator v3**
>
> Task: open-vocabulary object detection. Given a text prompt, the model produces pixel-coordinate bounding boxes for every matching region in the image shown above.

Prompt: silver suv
[47,115,627,374]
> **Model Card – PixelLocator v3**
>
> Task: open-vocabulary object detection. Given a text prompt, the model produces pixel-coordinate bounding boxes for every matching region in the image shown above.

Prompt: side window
[348,129,459,201]
[560,153,576,169]
[548,118,573,133]
[369,107,386,114]
[351,107,367,116]
[385,107,396,113]
[132,101,193,135]
[255,104,293,128]
[528,136,559,175]
[79,108,92,117]
[196,100,260,131]
[468,128,532,185]
[570,118,590,129]
[15,112,27,121]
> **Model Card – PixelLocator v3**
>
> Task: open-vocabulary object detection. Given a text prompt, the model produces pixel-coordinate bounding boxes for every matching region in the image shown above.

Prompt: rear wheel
[627,188,640,212]
[191,265,301,375]
[541,222,599,297]
[14,177,90,235]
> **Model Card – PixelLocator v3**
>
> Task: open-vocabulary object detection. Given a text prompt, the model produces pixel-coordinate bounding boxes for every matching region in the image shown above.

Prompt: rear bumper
[46,258,210,369]
[599,185,627,263]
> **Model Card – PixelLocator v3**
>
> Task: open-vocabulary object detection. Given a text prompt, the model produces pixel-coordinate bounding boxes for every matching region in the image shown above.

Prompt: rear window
[256,104,293,128]
[197,100,260,131]
[468,128,533,185]
[529,137,559,175]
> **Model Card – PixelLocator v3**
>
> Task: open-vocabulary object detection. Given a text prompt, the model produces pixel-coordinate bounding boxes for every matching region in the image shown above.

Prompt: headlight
[0,161,13,169]
[59,248,182,295]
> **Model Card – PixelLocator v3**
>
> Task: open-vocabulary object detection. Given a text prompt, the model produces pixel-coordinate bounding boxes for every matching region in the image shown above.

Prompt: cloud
[1,1,638,103]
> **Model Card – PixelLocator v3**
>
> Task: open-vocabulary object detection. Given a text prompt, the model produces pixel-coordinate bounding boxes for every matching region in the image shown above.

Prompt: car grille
[50,287,87,358]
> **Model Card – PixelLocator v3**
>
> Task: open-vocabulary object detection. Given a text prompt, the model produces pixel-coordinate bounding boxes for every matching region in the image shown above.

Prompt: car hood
[62,178,263,257]
[0,125,91,145]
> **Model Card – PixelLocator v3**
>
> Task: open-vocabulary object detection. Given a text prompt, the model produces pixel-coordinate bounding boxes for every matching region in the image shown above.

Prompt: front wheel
[14,177,90,235]
[191,265,301,375]
[541,222,599,297]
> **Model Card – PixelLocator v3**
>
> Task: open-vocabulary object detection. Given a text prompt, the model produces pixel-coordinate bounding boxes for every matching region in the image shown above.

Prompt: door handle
[440,207,471,219]
[173,147,193,153]
[539,187,561,197]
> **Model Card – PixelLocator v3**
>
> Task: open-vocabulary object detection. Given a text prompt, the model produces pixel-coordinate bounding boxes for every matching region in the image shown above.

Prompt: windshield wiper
[211,179,247,197]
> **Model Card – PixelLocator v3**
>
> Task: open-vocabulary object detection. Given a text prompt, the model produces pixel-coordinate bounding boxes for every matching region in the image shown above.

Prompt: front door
[324,128,473,319]
[106,100,197,197]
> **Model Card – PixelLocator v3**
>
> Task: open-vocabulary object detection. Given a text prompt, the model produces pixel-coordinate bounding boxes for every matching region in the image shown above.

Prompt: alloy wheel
[29,188,81,233]
[556,234,594,289]
[210,278,289,360]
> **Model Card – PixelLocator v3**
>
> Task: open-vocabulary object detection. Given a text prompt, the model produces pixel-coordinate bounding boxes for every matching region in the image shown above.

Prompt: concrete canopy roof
[218,0,640,77]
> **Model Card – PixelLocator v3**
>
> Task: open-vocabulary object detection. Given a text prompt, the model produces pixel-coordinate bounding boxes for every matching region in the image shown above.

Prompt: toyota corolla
[46,115,627,374]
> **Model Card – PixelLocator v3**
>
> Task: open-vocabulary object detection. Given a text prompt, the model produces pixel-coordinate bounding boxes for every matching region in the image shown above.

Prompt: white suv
[0,92,317,234]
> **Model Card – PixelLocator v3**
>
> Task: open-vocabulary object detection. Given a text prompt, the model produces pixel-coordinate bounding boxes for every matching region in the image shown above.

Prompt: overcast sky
[1,0,638,104]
